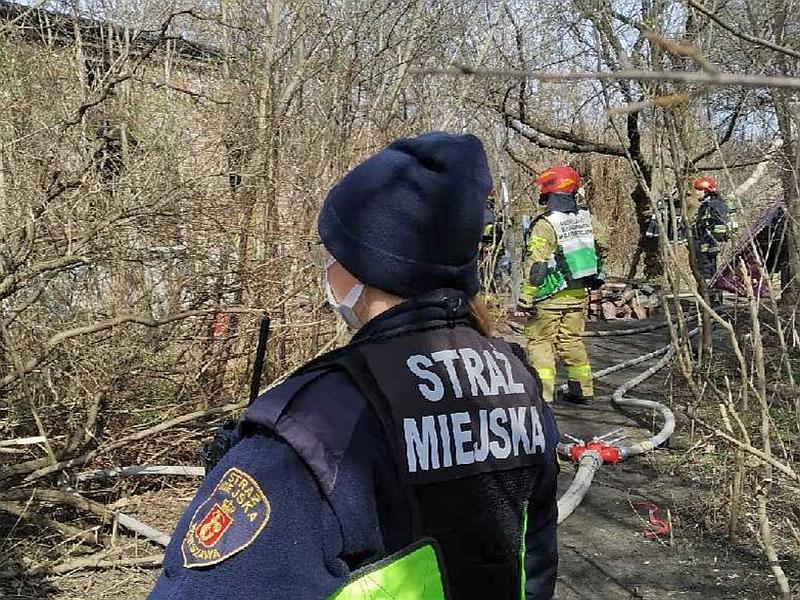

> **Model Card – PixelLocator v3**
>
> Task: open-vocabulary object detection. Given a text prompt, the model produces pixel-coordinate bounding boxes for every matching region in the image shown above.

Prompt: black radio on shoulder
[199,313,270,476]
[201,418,238,473]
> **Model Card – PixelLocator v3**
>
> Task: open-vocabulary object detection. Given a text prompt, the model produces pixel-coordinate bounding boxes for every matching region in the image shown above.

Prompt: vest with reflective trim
[694,195,732,250]
[328,541,449,599]
[241,323,546,600]
[535,210,598,300]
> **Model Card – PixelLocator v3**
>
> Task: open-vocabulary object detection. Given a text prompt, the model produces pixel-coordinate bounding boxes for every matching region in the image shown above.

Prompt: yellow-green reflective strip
[520,282,539,299]
[566,365,592,378]
[527,236,550,250]
[327,543,447,600]
[536,368,556,380]
[519,501,529,600]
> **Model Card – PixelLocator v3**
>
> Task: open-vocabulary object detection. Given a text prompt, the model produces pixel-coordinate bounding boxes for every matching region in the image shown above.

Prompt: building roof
[0,0,219,63]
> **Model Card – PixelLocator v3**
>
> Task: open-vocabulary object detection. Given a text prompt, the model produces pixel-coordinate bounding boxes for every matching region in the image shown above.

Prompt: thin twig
[0,307,265,390]
[0,500,105,545]
[51,553,163,574]
[691,418,799,483]
[686,0,800,61]
[412,65,800,91]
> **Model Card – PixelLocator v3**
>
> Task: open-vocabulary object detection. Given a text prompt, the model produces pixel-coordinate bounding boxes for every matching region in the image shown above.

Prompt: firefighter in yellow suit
[518,166,602,404]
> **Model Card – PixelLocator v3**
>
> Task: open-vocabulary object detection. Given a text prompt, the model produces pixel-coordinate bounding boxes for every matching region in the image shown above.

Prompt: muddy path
[544,322,781,599]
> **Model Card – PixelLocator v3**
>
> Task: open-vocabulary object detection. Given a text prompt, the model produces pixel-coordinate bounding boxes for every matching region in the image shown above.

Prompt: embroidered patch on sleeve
[182,467,271,568]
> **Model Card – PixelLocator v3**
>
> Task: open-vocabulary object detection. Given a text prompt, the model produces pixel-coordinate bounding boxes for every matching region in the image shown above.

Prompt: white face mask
[323,256,365,330]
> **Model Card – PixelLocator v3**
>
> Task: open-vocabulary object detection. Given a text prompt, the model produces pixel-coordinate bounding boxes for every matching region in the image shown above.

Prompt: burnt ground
[3,320,794,599]
[544,321,792,600]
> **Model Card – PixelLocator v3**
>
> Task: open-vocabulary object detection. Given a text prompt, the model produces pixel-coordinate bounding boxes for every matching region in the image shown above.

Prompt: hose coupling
[568,441,622,464]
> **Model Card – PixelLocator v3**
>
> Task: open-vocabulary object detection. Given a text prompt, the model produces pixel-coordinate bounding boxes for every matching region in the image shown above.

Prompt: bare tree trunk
[744,267,792,598]
[770,6,800,303]
[773,100,800,300]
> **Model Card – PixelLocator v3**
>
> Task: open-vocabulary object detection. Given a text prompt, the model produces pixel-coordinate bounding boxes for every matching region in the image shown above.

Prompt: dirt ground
[1,320,795,599]
[552,324,795,600]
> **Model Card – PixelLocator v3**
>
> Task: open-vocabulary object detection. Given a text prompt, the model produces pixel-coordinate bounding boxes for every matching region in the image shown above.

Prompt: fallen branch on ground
[692,417,800,483]
[75,465,205,481]
[51,552,164,574]
[26,546,164,575]
[3,336,336,484]
[0,500,106,545]
[0,489,171,546]
[0,436,46,448]
[0,489,114,521]
[16,400,246,483]
[117,513,171,547]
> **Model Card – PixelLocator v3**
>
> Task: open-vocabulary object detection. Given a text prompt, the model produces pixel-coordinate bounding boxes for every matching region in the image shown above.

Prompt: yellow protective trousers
[523,294,593,402]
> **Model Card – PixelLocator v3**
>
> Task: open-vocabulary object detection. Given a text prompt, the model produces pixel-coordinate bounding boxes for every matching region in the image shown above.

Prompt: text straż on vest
[403,347,546,473]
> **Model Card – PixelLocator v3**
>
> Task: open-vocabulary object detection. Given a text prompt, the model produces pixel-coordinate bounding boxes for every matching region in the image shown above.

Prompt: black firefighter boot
[558,381,593,405]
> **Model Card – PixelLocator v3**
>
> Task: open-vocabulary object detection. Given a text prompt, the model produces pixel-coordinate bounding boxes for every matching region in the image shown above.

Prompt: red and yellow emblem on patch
[182,468,271,568]
[196,504,233,547]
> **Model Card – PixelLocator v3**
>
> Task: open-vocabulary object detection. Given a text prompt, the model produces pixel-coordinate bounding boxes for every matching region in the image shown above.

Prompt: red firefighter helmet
[536,166,581,195]
[692,176,718,193]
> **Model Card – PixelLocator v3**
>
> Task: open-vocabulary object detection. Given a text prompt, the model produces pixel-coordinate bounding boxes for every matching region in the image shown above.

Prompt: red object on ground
[568,441,622,464]
[638,501,670,538]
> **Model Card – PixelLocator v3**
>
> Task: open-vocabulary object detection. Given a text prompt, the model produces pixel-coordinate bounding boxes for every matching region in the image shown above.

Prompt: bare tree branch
[691,93,746,164]
[0,308,264,390]
[505,115,626,156]
[412,65,800,91]
[0,255,89,302]
[60,10,199,130]
[687,0,800,61]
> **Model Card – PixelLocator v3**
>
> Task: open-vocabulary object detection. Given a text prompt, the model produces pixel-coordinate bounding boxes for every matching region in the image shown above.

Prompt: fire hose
[507,313,699,338]
[555,327,699,524]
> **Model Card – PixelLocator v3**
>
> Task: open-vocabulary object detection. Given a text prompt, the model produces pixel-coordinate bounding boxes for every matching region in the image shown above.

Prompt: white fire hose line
[581,313,700,337]
[556,451,603,524]
[556,327,699,524]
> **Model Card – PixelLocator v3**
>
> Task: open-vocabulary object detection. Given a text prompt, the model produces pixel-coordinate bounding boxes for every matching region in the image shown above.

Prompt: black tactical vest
[242,323,548,600]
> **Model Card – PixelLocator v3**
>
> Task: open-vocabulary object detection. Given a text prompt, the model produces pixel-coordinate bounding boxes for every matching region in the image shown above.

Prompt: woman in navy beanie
[150,132,559,600]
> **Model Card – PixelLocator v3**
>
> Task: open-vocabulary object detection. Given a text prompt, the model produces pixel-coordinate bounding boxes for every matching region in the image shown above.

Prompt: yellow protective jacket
[519,211,607,309]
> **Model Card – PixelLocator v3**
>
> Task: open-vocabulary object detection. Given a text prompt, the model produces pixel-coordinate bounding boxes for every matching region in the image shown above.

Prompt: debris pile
[589,282,660,321]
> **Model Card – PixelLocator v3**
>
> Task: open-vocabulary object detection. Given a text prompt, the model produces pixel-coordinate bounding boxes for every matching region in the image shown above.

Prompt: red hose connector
[569,441,622,464]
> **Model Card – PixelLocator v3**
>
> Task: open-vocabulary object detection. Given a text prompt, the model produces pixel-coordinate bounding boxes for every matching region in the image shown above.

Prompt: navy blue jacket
[150,294,559,600]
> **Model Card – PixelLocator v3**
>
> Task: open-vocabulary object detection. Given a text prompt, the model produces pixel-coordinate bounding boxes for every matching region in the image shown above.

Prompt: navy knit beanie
[318,132,492,298]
